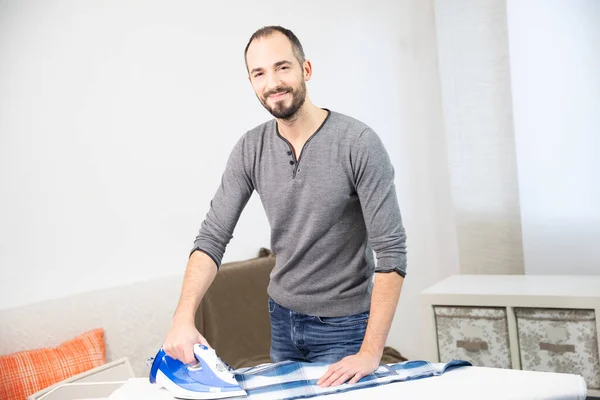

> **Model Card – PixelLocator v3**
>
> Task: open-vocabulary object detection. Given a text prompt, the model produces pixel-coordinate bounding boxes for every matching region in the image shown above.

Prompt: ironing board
[107,365,587,400]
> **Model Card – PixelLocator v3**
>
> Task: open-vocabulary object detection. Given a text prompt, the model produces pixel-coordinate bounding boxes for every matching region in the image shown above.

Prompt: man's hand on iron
[317,350,380,387]
[163,321,211,365]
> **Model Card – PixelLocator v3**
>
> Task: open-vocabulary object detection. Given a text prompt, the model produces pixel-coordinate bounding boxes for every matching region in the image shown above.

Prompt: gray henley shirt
[191,109,407,317]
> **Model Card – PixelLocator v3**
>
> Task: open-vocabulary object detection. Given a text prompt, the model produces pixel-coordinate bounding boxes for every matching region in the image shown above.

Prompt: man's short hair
[244,26,306,70]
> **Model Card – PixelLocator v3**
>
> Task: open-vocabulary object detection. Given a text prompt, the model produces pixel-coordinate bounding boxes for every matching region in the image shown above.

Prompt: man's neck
[276,101,328,143]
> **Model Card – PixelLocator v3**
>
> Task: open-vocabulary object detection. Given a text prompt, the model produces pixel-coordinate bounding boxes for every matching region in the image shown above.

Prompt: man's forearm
[172,250,218,325]
[359,272,404,359]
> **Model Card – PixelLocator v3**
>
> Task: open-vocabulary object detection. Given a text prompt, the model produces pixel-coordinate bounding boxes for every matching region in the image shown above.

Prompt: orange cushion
[0,328,106,400]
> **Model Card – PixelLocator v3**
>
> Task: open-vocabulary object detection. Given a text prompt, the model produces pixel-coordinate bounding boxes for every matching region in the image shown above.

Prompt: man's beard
[259,80,307,120]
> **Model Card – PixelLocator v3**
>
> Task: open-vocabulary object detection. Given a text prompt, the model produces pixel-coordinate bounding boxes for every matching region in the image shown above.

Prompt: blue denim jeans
[268,297,369,363]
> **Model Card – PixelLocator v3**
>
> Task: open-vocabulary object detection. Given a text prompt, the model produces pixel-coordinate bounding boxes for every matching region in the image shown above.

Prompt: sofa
[0,249,406,399]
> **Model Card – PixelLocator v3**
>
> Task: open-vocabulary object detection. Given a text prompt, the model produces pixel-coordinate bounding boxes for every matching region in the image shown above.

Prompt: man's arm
[358,272,404,363]
[173,251,217,324]
[317,272,403,387]
[163,251,217,364]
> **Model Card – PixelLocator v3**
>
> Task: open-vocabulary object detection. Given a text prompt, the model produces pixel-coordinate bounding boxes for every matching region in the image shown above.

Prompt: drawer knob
[539,342,575,354]
[456,340,489,352]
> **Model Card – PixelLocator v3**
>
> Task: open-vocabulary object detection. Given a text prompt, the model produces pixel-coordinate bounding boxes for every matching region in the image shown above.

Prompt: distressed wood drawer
[434,306,511,368]
[516,308,600,389]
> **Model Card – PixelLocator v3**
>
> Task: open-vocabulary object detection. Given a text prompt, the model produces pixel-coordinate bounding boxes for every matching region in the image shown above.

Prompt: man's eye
[254,72,263,78]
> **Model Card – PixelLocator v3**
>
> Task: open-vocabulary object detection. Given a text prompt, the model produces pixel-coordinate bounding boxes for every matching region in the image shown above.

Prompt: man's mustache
[264,87,292,98]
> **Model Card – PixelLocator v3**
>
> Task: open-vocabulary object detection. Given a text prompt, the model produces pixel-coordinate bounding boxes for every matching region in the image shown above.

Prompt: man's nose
[265,72,281,93]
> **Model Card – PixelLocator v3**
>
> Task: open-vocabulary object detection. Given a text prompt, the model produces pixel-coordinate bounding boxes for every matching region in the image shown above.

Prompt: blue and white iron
[149,344,247,399]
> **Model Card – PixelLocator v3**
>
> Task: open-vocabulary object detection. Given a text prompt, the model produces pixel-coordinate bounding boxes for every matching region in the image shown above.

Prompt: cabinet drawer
[434,306,511,368]
[515,308,600,390]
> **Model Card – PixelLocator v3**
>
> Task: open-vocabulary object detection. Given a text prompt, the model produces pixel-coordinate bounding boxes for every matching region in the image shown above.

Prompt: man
[163,26,407,388]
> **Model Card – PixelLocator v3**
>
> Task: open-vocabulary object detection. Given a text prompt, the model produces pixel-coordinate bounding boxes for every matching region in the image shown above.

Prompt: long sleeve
[352,128,407,276]
[190,136,255,268]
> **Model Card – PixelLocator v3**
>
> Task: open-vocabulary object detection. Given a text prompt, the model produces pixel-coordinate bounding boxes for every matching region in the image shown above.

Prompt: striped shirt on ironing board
[233,359,472,400]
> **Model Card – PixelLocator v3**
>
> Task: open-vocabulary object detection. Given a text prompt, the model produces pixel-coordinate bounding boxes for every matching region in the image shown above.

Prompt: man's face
[246,33,307,120]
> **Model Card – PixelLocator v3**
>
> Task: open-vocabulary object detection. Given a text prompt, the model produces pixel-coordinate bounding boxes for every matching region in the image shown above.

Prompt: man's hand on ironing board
[163,321,211,365]
[316,350,380,387]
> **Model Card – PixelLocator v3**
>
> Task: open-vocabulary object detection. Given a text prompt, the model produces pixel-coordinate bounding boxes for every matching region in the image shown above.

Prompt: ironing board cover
[232,359,471,400]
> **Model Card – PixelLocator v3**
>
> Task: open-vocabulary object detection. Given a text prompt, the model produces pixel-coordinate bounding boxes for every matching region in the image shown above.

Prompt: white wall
[506,0,600,275]
[0,0,272,309]
[434,0,524,275]
[0,0,457,359]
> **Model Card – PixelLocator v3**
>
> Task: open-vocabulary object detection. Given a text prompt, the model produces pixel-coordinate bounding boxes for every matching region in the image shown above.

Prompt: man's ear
[303,60,313,81]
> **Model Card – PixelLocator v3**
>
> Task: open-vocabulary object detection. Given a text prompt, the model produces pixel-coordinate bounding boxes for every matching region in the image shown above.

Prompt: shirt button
[289,160,295,165]
[287,151,292,156]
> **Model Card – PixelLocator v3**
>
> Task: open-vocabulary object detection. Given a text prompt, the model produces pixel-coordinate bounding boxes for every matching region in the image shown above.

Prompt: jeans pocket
[268,297,277,314]
[316,312,369,326]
